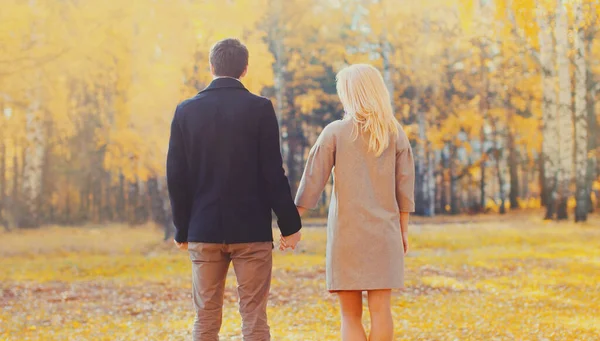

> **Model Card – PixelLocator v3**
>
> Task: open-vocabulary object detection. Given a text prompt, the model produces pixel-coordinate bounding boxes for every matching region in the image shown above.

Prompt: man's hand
[174,239,188,251]
[402,233,409,255]
[279,231,302,251]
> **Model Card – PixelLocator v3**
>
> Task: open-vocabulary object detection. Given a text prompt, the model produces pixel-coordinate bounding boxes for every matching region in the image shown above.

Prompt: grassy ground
[1,213,599,340]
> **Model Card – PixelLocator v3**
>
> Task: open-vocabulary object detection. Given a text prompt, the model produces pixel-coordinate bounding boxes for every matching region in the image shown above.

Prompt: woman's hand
[297,206,308,217]
[401,233,409,255]
[279,230,302,250]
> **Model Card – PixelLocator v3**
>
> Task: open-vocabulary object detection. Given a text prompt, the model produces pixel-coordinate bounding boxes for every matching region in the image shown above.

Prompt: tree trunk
[536,2,559,220]
[40,116,55,224]
[286,110,299,194]
[0,102,4,228]
[64,182,71,224]
[493,122,506,214]
[449,144,460,215]
[128,179,140,225]
[79,174,92,223]
[539,153,547,207]
[118,172,126,221]
[102,172,113,221]
[521,153,530,205]
[0,141,6,231]
[379,0,395,111]
[270,8,286,127]
[415,95,432,216]
[555,0,573,221]
[382,40,395,110]
[148,177,168,226]
[414,160,425,215]
[40,135,51,224]
[585,26,597,214]
[427,147,436,216]
[507,124,520,210]
[479,42,489,213]
[480,153,486,211]
[21,96,44,228]
[574,1,588,222]
[440,149,448,214]
[12,151,20,226]
[159,177,175,240]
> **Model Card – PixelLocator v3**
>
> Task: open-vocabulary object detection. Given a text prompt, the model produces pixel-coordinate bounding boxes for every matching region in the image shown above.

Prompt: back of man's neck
[214,76,240,81]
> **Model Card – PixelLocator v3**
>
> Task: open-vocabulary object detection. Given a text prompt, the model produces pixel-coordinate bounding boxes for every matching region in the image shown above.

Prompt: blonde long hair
[336,64,399,156]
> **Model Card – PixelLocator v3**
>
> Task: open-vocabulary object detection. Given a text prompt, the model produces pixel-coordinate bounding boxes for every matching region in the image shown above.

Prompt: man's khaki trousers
[188,242,273,341]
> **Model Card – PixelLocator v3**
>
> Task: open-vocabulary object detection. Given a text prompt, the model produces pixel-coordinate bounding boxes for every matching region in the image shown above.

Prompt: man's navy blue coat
[166,77,302,243]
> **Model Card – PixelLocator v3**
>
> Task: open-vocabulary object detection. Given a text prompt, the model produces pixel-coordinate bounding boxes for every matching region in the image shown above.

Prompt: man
[166,38,302,341]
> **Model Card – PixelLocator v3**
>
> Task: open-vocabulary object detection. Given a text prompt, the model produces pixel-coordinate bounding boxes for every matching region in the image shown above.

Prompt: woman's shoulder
[314,119,350,148]
[327,118,352,129]
[320,119,349,137]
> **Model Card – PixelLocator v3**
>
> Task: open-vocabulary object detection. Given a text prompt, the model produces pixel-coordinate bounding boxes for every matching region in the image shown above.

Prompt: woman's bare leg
[367,290,393,341]
[337,291,367,341]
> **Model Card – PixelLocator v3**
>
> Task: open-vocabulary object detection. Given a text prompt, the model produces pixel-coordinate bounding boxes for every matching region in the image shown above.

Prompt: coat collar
[200,77,248,93]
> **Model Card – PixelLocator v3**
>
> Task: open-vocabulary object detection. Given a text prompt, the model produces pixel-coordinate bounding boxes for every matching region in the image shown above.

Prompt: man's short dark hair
[209,38,249,79]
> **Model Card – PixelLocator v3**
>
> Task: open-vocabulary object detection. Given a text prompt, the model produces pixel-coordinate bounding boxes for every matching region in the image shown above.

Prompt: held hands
[279,205,305,251]
[279,230,302,251]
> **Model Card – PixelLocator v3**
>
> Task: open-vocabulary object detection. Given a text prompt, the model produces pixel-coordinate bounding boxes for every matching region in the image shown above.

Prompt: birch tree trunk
[573,0,588,222]
[414,97,426,215]
[449,144,460,215]
[479,48,488,213]
[147,177,168,226]
[378,0,395,111]
[21,95,45,228]
[536,2,559,220]
[504,0,519,212]
[382,39,395,110]
[585,17,597,214]
[0,133,6,231]
[0,100,5,229]
[521,154,531,204]
[416,106,435,216]
[440,149,448,214]
[427,146,436,215]
[117,172,126,221]
[555,0,573,220]
[493,121,507,214]
[586,87,597,213]
[507,128,520,210]
[413,86,435,216]
[267,0,291,188]
[272,39,286,126]
[12,152,20,225]
[19,0,45,228]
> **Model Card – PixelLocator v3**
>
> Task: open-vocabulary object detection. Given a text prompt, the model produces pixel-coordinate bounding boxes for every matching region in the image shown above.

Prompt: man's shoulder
[178,91,269,108]
[248,92,272,106]
[175,94,203,114]
[242,93,274,114]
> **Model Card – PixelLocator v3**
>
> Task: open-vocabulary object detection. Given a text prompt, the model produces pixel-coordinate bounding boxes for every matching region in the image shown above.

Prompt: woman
[283,64,415,340]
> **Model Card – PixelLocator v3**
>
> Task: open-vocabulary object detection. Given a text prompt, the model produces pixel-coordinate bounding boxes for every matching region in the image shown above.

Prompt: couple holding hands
[167,38,415,341]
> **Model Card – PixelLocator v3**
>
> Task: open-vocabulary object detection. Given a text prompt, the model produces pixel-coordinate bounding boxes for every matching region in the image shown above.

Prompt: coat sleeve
[166,106,192,242]
[258,99,302,237]
[395,132,416,213]
[295,126,335,210]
